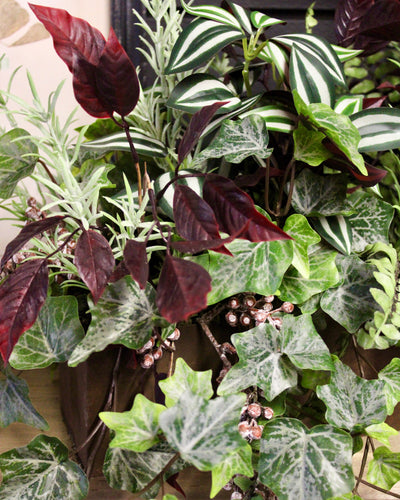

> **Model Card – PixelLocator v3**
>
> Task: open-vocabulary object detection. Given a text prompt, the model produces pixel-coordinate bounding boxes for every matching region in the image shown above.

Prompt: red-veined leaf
[203,174,290,242]
[123,240,148,289]
[156,255,211,323]
[334,0,374,46]
[0,259,48,363]
[75,229,115,303]
[1,216,64,268]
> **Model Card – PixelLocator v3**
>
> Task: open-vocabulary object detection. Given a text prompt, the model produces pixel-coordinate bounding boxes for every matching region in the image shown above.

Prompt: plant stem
[355,477,400,499]
[198,316,231,369]
[136,452,181,496]
[120,118,142,206]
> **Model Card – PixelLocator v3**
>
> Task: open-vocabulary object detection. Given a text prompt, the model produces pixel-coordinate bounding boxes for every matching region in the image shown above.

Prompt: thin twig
[37,158,58,186]
[135,452,180,496]
[168,349,175,378]
[352,335,366,378]
[198,317,231,369]
[355,477,400,499]
[355,437,370,492]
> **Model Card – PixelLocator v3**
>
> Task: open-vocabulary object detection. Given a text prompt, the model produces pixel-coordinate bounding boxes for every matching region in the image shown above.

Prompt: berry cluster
[136,327,181,368]
[238,402,274,442]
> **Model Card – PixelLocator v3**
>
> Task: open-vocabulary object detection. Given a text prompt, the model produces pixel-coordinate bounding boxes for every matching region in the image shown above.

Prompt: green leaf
[365,423,398,447]
[192,238,293,305]
[158,357,213,407]
[181,0,243,30]
[320,254,379,333]
[218,314,333,400]
[240,104,296,133]
[68,278,157,367]
[293,122,333,166]
[312,216,353,255]
[367,446,400,490]
[378,358,400,416]
[351,107,400,152]
[226,1,253,34]
[259,41,289,83]
[259,418,354,500]
[347,190,394,253]
[159,390,246,470]
[316,357,387,433]
[0,435,88,499]
[334,95,363,116]
[100,394,165,452]
[195,115,272,164]
[0,128,38,199]
[9,296,85,370]
[251,11,284,29]
[0,371,48,429]
[166,73,241,113]
[329,494,362,500]
[332,45,363,62]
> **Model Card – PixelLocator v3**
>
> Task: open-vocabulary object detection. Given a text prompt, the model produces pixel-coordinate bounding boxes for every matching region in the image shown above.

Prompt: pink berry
[225,311,238,326]
[168,328,181,341]
[231,492,243,500]
[152,346,163,360]
[228,297,240,309]
[265,295,275,303]
[249,424,263,440]
[238,421,251,438]
[140,353,154,368]
[243,295,256,308]
[137,337,155,354]
[281,301,294,313]
[240,313,252,326]
[264,407,274,419]
[247,403,262,418]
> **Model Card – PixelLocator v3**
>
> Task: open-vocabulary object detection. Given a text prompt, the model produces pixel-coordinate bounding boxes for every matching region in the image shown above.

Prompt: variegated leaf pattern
[250,11,285,29]
[367,446,400,491]
[334,95,363,116]
[181,0,243,31]
[259,41,289,83]
[351,108,400,152]
[240,104,296,133]
[226,1,253,34]
[379,358,400,416]
[332,45,363,62]
[312,216,353,255]
[259,418,354,500]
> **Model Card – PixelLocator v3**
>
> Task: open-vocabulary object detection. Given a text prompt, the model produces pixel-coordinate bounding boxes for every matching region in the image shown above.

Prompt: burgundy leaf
[203,174,291,242]
[109,260,129,283]
[178,102,227,165]
[335,0,375,45]
[123,239,149,289]
[173,184,232,256]
[0,259,48,363]
[1,215,64,268]
[75,229,115,303]
[234,166,283,189]
[171,234,237,254]
[156,255,211,323]
[166,473,186,498]
[326,157,387,186]
[363,95,388,108]
[358,0,400,41]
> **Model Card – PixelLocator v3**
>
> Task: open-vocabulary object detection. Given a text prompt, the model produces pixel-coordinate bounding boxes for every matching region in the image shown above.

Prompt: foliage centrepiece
[2,0,400,498]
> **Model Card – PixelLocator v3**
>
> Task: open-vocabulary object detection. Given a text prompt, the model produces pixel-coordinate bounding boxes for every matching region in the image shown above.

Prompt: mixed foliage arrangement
[2,0,400,498]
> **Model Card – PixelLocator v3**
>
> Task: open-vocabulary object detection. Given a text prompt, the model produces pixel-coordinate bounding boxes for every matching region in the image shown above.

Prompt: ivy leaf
[0,435,88,499]
[367,446,400,490]
[0,370,47,429]
[320,254,378,332]
[100,394,165,452]
[365,423,398,447]
[159,391,246,470]
[293,122,333,166]
[378,358,400,415]
[68,277,157,366]
[158,358,213,407]
[218,314,333,400]
[259,418,354,500]
[196,116,272,164]
[316,357,387,433]
[9,296,84,370]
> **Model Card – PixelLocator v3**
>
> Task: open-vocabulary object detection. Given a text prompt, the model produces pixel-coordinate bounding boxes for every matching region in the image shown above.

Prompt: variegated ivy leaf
[99,394,165,452]
[191,238,293,305]
[283,214,320,279]
[0,370,47,429]
[68,278,158,367]
[330,495,362,500]
[158,357,213,407]
[279,245,339,304]
[240,104,296,133]
[181,0,243,31]
[259,418,354,500]
[378,358,400,416]
[312,216,353,255]
[367,446,400,490]
[351,107,400,152]
[195,115,272,164]
[293,122,333,166]
[321,254,379,333]
[347,190,394,253]
[365,423,398,447]
[334,95,363,116]
[291,169,353,217]
[316,357,387,433]
[0,435,88,499]
[218,314,333,400]
[166,73,240,113]
[9,296,84,370]
[159,390,246,470]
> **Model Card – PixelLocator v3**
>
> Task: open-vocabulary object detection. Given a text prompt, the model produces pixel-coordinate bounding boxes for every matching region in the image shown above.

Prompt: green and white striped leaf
[332,44,363,62]
[181,0,243,31]
[68,278,158,366]
[227,1,253,34]
[165,18,243,74]
[259,418,354,500]
[334,95,363,116]
[250,11,285,29]
[259,41,289,82]
[81,128,167,158]
[350,108,400,152]
[240,104,296,133]
[167,73,241,113]
[0,435,88,500]
[367,446,400,490]
[312,216,353,255]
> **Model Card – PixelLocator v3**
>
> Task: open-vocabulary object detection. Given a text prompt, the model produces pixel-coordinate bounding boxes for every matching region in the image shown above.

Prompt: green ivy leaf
[321,254,378,332]
[316,357,387,433]
[259,418,354,500]
[9,296,85,370]
[159,390,246,470]
[378,358,400,416]
[367,446,400,490]
[365,423,398,447]
[293,122,333,166]
[0,370,48,429]
[329,494,362,500]
[68,278,158,366]
[195,115,272,164]
[100,394,165,452]
[218,314,333,400]
[0,435,88,499]
[158,358,213,407]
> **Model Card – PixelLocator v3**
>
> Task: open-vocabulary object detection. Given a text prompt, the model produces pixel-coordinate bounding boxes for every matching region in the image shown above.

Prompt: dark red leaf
[358,0,400,42]
[335,0,375,45]
[156,255,211,323]
[1,216,64,268]
[326,156,387,186]
[123,239,149,289]
[171,234,236,254]
[203,174,291,242]
[109,260,129,283]
[0,259,48,363]
[166,473,186,499]
[178,102,227,165]
[234,166,283,189]
[363,95,388,108]
[173,184,232,256]
[75,229,115,303]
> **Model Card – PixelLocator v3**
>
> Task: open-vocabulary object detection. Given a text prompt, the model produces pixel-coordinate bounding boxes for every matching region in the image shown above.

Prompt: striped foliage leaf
[165,18,243,74]
[312,215,353,255]
[240,104,296,133]
[334,95,363,116]
[81,128,167,157]
[350,108,400,152]
[166,74,241,113]
[259,41,289,83]
[250,11,285,29]
[332,44,363,62]
[181,0,243,31]
[226,1,253,34]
